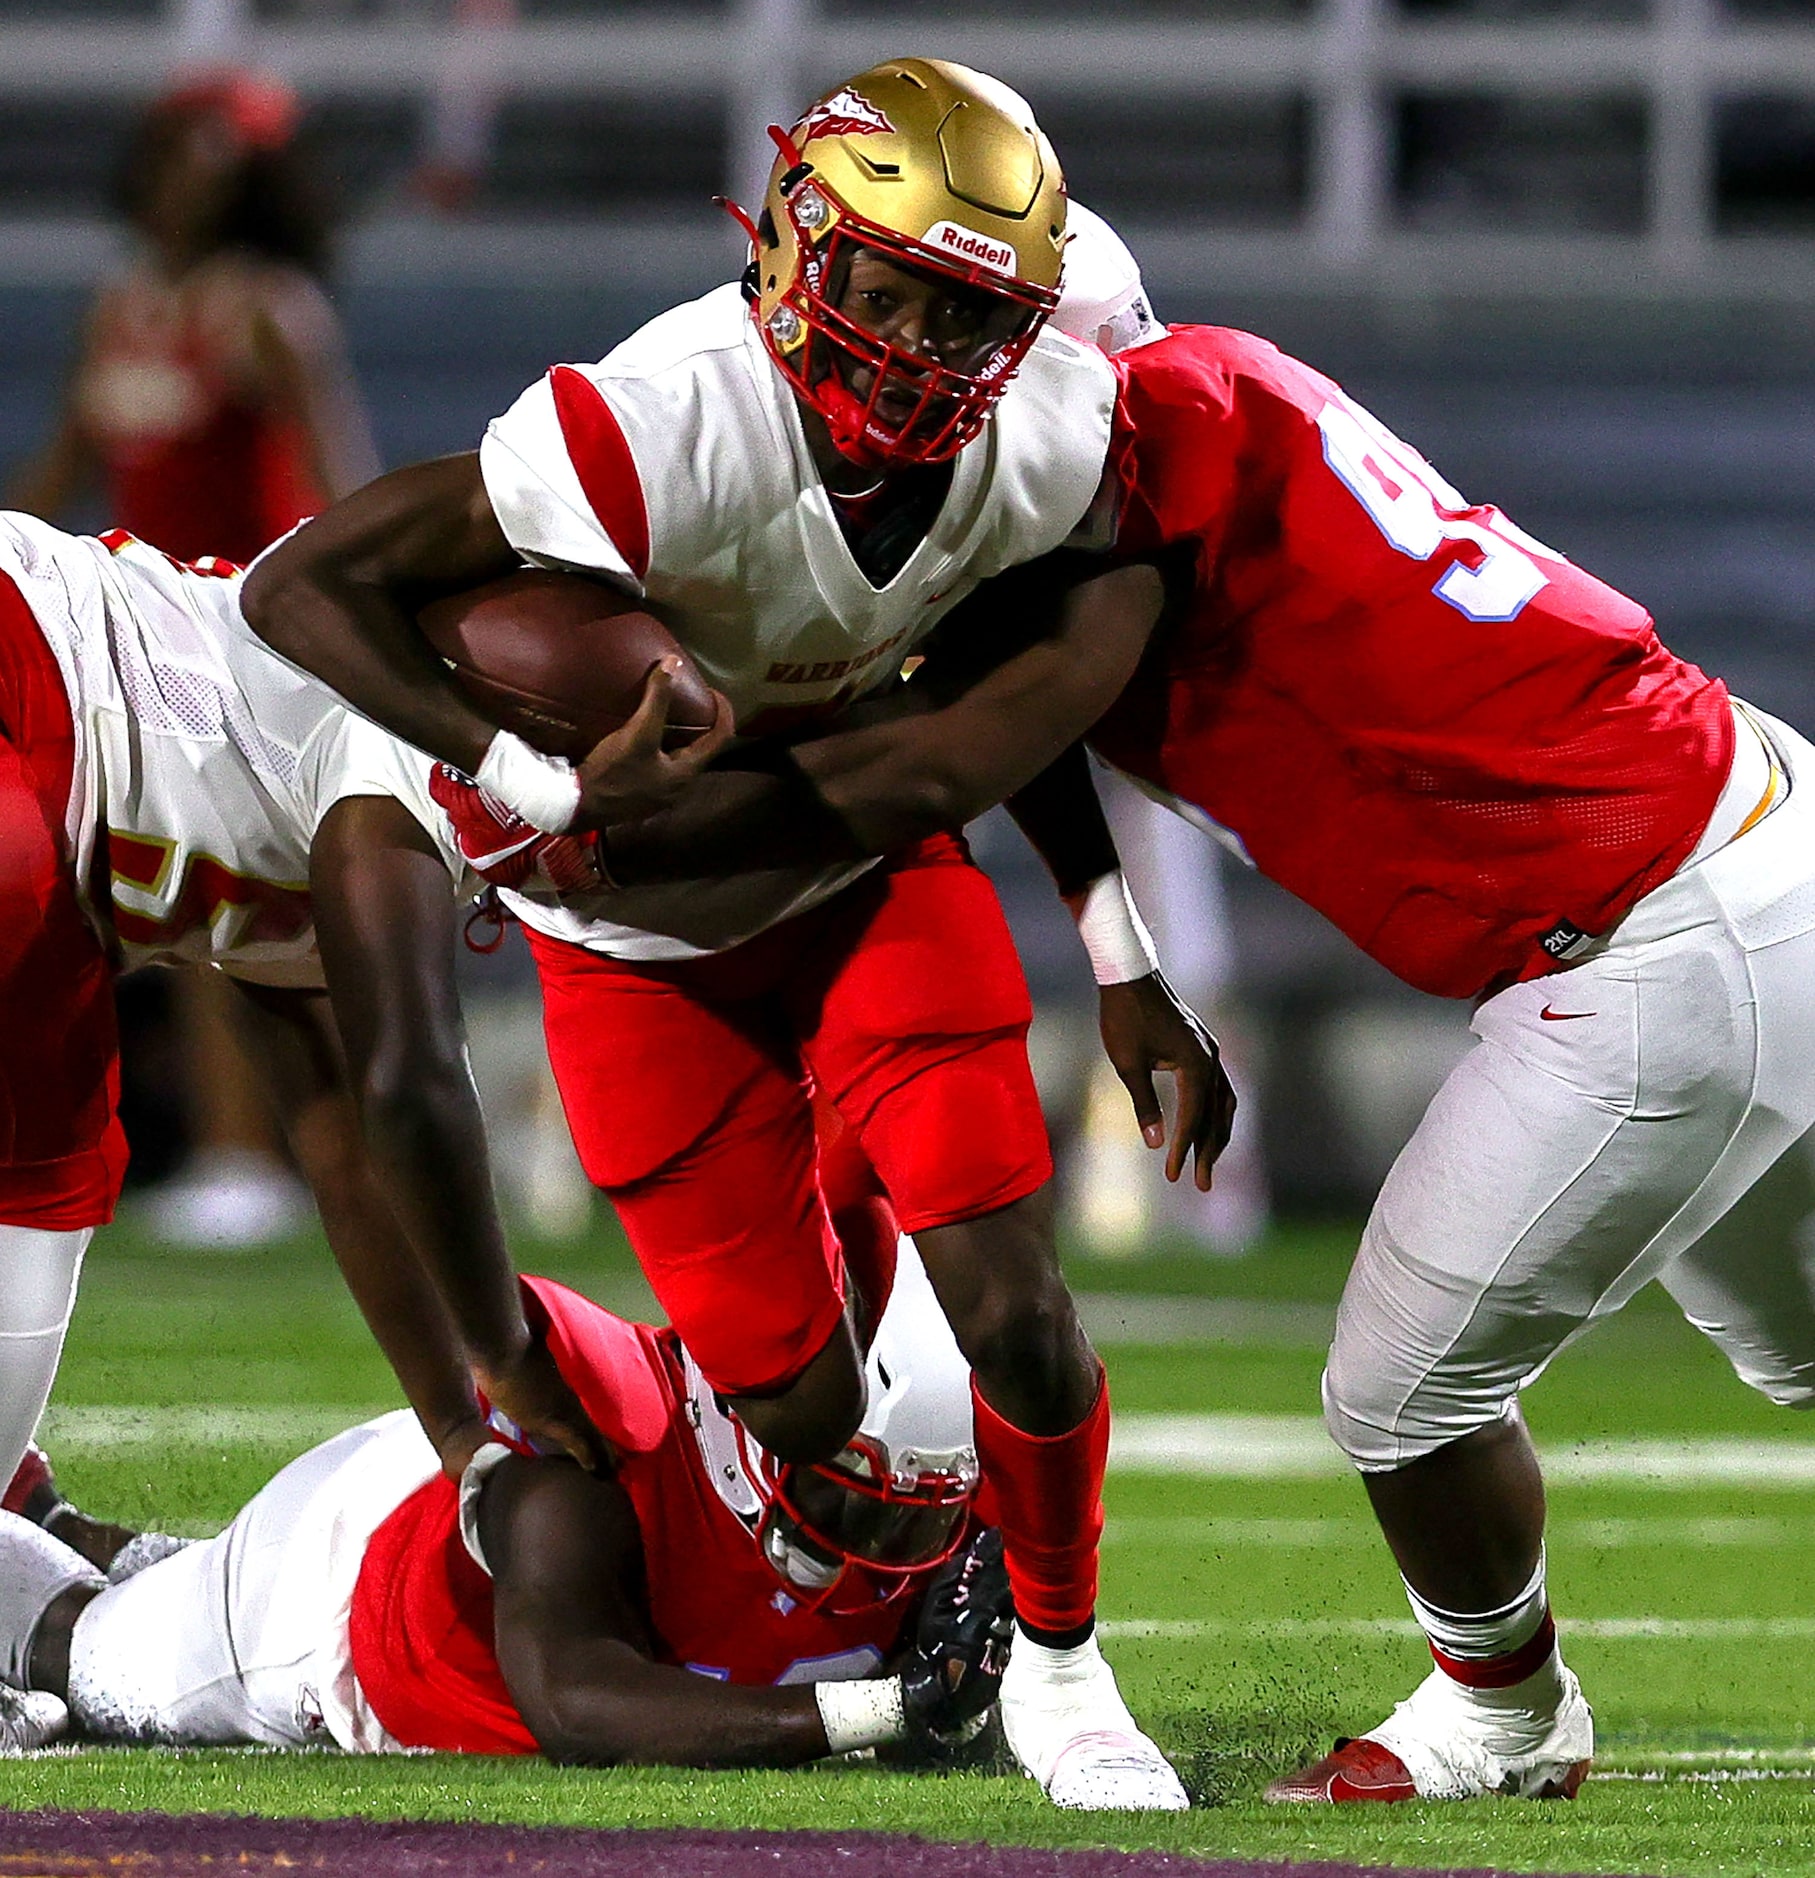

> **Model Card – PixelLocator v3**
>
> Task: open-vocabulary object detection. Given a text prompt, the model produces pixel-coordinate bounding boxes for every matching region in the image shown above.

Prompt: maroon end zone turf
[0,1809,1648,1878]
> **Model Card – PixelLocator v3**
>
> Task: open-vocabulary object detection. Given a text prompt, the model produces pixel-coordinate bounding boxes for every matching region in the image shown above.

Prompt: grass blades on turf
[4,1210,1814,1874]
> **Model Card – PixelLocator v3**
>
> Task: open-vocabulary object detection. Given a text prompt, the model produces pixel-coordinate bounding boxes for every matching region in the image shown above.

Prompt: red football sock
[971,1366,1108,1639]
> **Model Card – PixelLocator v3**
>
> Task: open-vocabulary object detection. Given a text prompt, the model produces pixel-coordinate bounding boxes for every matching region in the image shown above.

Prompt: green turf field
[5,1204,1815,1874]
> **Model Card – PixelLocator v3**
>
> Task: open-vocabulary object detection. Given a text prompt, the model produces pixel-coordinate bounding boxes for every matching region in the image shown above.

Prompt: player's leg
[0,1228,90,1490]
[46,1415,434,1747]
[526,928,863,1461]
[0,583,128,1484]
[799,838,1184,1809]
[1279,851,1815,1801]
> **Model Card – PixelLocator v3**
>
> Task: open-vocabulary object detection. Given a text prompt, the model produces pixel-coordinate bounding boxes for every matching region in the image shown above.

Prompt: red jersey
[1093,325,1733,1000]
[347,1278,915,1755]
[76,261,323,565]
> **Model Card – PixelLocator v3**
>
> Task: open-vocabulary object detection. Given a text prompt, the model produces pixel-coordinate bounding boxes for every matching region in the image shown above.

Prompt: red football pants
[528,835,1053,1395]
[0,573,125,1228]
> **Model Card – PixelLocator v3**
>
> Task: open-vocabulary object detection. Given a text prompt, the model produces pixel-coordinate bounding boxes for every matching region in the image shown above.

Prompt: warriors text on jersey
[348,1277,922,1753]
[478,280,1117,961]
[1091,325,1734,1000]
[4,514,460,988]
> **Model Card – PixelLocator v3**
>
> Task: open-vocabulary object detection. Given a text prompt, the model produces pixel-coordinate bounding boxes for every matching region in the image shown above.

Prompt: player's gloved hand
[428,763,604,893]
[898,1527,1015,1744]
[1097,972,1237,1192]
[471,1328,616,1479]
[572,661,736,833]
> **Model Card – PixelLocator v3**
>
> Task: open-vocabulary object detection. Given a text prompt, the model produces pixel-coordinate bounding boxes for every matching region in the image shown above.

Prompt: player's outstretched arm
[484,1456,1014,1770]
[480,1451,833,1768]
[604,556,1168,883]
[223,978,486,1470]
[308,793,611,1478]
[242,453,519,777]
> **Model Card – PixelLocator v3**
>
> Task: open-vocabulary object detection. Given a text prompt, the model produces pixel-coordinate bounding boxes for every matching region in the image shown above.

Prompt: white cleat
[0,1687,68,1755]
[998,1628,1189,1810]
[1365,1661,1593,1801]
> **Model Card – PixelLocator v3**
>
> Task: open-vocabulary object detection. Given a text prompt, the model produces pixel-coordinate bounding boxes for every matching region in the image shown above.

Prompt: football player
[0,1245,1022,1771]
[243,61,1232,1810]
[549,211,1815,1803]
[0,509,721,1499]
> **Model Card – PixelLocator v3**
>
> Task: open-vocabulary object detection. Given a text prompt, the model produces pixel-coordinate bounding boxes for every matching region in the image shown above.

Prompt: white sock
[1403,1552,1565,1716]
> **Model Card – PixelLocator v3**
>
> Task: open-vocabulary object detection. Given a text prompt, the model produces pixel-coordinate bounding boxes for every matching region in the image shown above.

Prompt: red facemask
[755,1433,976,1616]
[733,128,1058,472]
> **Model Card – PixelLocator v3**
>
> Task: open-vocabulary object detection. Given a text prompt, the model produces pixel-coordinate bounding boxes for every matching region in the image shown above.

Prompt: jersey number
[1316,397,1560,624]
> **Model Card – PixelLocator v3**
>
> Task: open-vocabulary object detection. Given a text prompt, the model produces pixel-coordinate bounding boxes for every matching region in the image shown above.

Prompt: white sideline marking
[1098,1616,1815,1641]
[1107,1412,1815,1484]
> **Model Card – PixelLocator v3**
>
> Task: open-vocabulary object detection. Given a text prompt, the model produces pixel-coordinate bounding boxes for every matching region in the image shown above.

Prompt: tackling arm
[604,556,1168,882]
[308,794,610,1476]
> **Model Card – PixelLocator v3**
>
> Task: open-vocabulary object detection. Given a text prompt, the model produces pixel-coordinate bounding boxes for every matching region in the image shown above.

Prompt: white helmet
[683,1241,978,1611]
[1051,201,1167,356]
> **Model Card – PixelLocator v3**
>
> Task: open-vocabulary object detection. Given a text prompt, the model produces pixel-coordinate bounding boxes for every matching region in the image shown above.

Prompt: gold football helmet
[726,58,1068,469]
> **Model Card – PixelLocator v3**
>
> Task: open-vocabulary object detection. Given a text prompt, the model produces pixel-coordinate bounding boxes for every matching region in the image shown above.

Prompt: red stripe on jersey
[550,365,650,581]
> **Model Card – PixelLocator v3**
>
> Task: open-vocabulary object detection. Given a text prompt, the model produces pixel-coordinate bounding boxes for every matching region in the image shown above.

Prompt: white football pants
[0,1224,90,1491]
[1325,707,1815,1470]
[66,1410,434,1750]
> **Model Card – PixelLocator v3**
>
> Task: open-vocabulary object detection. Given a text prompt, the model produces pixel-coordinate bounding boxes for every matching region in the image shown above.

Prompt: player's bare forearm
[310,797,528,1369]
[1004,741,1120,898]
[311,797,612,1474]
[606,560,1164,883]
[482,1456,832,1768]
[241,454,517,774]
[528,1637,830,1769]
[226,980,483,1464]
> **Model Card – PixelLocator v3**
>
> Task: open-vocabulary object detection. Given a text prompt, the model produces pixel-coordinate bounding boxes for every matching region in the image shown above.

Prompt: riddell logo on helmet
[924,221,1015,276]
[795,88,896,143]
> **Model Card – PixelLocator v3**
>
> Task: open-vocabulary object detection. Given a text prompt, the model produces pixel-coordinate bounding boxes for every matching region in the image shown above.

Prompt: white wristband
[1064,869,1160,986]
[813,1676,907,1755]
[474,730,581,835]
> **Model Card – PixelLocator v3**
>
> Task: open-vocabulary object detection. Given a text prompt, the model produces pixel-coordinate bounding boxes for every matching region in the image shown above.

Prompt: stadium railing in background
[3,0,1815,299]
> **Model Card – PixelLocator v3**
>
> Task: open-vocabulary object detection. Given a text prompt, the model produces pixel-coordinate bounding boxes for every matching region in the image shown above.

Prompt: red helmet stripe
[550,365,651,581]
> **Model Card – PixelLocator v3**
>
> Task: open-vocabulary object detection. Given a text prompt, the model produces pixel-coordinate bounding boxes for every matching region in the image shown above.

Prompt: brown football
[418,570,716,762]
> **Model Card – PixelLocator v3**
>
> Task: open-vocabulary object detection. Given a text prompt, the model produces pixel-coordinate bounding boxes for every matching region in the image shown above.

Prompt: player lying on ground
[242,60,1233,1811]
[0,1246,1019,1776]
[0,511,737,1493]
[520,211,1815,1803]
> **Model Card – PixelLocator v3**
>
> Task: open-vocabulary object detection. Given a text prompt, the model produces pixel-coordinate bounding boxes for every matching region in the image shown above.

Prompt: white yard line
[38,1404,1815,1490]
[1108,1412,1815,1484]
[40,1405,390,1447]
[1098,1616,1815,1640]
[1105,1514,1804,1546]
[1076,1293,1334,1349]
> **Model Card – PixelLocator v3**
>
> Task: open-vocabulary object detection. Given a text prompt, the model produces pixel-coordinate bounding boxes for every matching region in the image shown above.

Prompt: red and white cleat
[1,1444,60,1527]
[1265,1665,1593,1803]
[1266,1737,1420,1802]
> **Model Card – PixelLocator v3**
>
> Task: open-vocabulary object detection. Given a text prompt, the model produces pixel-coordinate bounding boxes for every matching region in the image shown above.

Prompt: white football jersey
[3,514,463,987]
[479,280,1117,960]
